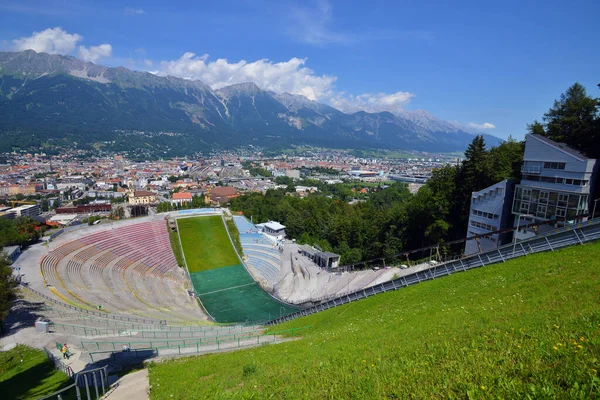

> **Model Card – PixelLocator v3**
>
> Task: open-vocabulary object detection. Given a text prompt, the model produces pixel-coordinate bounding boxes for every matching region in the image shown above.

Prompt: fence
[87,326,310,362]
[266,218,600,325]
[50,322,260,339]
[43,347,74,378]
[40,349,109,400]
[80,330,263,351]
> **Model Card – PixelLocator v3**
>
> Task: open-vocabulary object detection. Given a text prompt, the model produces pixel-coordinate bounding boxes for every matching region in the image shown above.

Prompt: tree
[527,120,545,136]
[0,255,16,333]
[486,137,524,182]
[40,199,49,212]
[275,176,293,186]
[450,135,490,239]
[542,83,600,158]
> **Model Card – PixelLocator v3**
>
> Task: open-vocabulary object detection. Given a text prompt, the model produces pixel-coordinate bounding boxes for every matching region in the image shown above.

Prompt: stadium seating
[40,220,204,322]
[233,216,284,285]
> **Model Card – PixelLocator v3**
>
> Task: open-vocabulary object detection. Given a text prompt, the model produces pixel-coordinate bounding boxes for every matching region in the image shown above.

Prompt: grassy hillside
[0,345,73,400]
[149,241,600,399]
[177,216,240,273]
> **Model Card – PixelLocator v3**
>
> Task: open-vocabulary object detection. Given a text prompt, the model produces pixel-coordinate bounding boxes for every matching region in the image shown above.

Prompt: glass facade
[512,186,588,220]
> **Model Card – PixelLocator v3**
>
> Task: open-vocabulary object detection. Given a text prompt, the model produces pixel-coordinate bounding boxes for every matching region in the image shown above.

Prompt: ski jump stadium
[6,207,600,396]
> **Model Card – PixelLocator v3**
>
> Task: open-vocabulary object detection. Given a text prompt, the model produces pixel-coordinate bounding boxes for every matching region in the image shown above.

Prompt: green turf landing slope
[177,216,240,273]
[179,216,298,323]
[190,265,297,323]
[149,242,600,399]
[190,264,251,294]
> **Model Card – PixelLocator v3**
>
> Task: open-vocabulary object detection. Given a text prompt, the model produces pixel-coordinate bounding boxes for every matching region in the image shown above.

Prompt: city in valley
[0,147,448,224]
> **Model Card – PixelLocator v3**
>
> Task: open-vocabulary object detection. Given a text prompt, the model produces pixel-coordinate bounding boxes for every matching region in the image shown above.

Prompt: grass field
[225,218,244,257]
[148,241,600,399]
[168,227,184,267]
[177,216,240,273]
[0,345,74,400]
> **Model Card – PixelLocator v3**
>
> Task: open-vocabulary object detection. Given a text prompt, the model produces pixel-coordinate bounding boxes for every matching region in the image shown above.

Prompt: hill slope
[148,241,600,399]
[0,50,502,154]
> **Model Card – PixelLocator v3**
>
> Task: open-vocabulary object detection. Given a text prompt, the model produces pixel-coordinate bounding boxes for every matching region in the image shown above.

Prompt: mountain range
[0,50,502,155]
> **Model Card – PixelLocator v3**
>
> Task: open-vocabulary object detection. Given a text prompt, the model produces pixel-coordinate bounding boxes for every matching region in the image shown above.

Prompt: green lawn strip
[168,227,185,267]
[225,217,244,257]
[177,216,240,273]
[149,241,600,399]
[0,345,75,400]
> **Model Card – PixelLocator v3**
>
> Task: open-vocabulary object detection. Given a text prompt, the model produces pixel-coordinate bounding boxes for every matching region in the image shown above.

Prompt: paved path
[104,369,149,400]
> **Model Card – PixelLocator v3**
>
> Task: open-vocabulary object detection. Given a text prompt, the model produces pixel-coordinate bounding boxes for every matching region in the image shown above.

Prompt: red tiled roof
[172,192,192,200]
[133,190,155,197]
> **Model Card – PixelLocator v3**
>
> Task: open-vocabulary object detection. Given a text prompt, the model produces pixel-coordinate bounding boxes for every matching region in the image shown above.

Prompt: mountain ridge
[0,50,502,154]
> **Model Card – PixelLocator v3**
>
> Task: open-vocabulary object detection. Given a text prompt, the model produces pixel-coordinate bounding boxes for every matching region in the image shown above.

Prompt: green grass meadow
[0,345,74,400]
[177,216,240,273]
[149,241,600,399]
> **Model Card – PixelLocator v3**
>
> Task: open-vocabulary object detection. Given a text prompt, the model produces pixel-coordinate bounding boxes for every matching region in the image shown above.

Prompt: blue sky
[1,0,599,140]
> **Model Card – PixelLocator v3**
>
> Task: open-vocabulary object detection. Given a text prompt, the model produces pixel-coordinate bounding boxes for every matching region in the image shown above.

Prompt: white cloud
[143,59,153,67]
[155,52,417,113]
[125,7,145,15]
[287,0,353,46]
[12,27,82,54]
[78,44,112,63]
[156,53,337,101]
[329,92,415,114]
[468,122,496,130]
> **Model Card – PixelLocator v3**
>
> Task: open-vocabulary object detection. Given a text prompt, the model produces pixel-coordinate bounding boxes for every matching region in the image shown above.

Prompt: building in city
[128,190,156,205]
[55,204,112,214]
[11,204,41,218]
[512,134,598,240]
[9,184,37,195]
[464,180,516,255]
[207,186,239,205]
[172,192,193,206]
[285,169,301,179]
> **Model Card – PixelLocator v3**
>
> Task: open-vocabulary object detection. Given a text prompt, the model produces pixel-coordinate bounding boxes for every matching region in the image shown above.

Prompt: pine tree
[542,83,600,158]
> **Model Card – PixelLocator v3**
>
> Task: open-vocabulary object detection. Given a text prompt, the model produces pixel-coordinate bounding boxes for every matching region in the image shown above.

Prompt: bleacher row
[233,216,282,285]
[40,220,205,322]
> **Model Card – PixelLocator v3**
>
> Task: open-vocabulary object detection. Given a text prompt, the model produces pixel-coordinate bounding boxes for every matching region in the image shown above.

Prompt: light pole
[513,213,534,256]
[593,198,600,220]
